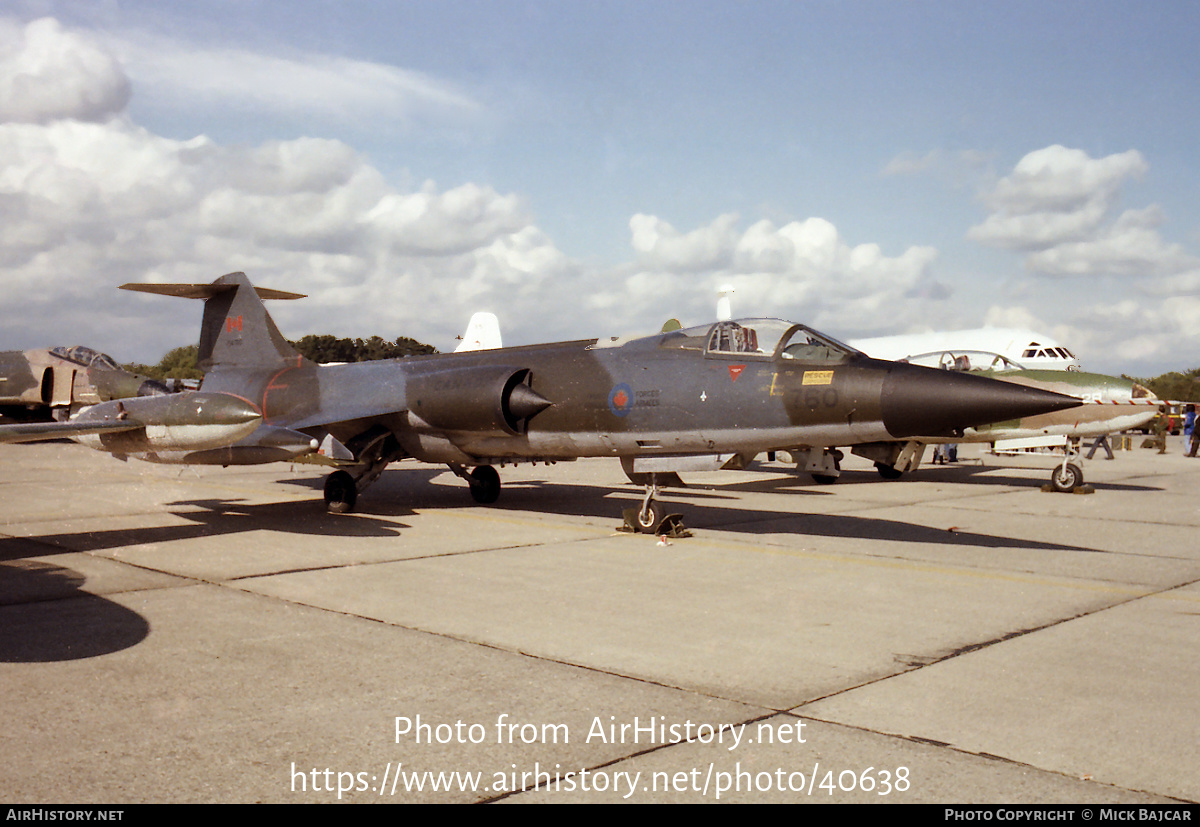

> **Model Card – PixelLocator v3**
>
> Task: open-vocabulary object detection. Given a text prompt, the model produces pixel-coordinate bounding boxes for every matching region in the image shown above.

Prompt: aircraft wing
[0,419,142,445]
[284,402,409,434]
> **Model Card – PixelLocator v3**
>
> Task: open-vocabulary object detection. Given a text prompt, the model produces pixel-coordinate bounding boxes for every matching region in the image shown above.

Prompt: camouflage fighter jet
[0,345,170,424]
[113,272,1081,532]
[789,350,1159,492]
[850,328,1082,371]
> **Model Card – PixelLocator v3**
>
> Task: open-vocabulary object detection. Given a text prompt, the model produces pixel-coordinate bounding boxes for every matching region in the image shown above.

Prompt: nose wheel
[1048,438,1086,492]
[1050,461,1083,492]
[622,479,690,537]
[633,499,668,533]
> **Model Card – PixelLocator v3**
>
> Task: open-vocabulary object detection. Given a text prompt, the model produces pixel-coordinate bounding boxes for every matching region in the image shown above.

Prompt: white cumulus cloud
[609,213,941,338]
[630,213,739,272]
[964,145,1200,283]
[968,145,1148,250]
[0,114,566,355]
[0,16,567,357]
[0,18,130,124]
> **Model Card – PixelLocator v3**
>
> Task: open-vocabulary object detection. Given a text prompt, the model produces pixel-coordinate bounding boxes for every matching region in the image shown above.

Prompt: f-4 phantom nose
[880,362,1082,439]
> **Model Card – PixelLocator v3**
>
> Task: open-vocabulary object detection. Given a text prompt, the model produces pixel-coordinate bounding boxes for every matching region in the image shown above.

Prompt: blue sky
[2,1,1199,376]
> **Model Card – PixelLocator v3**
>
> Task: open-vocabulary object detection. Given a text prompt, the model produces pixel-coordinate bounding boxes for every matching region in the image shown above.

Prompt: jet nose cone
[880,363,1081,439]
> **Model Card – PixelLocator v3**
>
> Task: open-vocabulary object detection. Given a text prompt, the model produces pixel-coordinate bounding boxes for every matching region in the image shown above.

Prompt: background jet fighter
[851,328,1083,371]
[0,345,170,424]
[786,349,1161,492]
[116,272,1081,530]
[902,350,1160,440]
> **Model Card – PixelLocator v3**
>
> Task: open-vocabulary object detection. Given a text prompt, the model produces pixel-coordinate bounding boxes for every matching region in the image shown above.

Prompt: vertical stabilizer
[196,272,302,370]
[120,272,308,372]
[454,312,503,352]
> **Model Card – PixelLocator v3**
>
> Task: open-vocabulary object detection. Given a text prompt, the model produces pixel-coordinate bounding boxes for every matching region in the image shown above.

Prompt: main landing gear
[322,429,398,514]
[323,457,390,513]
[325,462,505,513]
[875,462,904,480]
[325,460,505,514]
[466,465,501,504]
[448,463,502,504]
[324,470,358,513]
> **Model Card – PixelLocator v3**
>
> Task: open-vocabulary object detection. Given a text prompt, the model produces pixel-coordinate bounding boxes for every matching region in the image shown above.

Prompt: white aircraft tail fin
[454,312,502,352]
[716,284,735,322]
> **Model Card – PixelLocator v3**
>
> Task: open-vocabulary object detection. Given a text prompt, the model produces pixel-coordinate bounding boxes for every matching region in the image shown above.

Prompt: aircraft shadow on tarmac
[721,464,1164,494]
[314,468,1105,554]
[0,500,408,663]
[0,465,1103,575]
[0,501,406,566]
[0,560,150,663]
[0,464,1111,664]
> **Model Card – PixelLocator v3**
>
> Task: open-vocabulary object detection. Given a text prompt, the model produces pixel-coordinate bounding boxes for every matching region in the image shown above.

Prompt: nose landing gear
[621,478,690,537]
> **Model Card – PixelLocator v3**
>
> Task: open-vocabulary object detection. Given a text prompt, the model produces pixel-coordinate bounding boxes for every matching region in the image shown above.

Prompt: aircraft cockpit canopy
[50,345,121,371]
[1022,344,1077,361]
[659,319,861,364]
[902,350,1026,372]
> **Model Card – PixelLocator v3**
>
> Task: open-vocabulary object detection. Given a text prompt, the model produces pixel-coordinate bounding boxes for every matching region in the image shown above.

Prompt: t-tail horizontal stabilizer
[120,273,307,371]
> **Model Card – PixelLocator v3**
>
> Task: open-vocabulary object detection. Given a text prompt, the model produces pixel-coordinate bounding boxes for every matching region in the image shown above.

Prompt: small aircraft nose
[880,362,1081,438]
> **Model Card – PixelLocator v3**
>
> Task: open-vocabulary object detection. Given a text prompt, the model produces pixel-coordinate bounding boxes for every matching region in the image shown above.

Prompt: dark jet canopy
[603,318,866,364]
[49,345,122,371]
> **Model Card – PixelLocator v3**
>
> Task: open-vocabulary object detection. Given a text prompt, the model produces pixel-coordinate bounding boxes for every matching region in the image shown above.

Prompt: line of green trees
[291,334,437,363]
[126,335,438,380]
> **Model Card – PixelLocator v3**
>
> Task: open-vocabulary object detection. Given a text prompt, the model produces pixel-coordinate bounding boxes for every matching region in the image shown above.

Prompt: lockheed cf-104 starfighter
[113,272,1082,532]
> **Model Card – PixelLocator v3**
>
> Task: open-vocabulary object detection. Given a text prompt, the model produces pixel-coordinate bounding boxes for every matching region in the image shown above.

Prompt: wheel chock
[619,508,691,537]
[1039,483,1095,494]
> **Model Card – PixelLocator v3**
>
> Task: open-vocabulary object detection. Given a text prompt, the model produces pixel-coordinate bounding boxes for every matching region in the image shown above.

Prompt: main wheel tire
[1050,462,1083,492]
[634,501,666,534]
[324,470,357,513]
[468,465,501,504]
[875,462,904,480]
